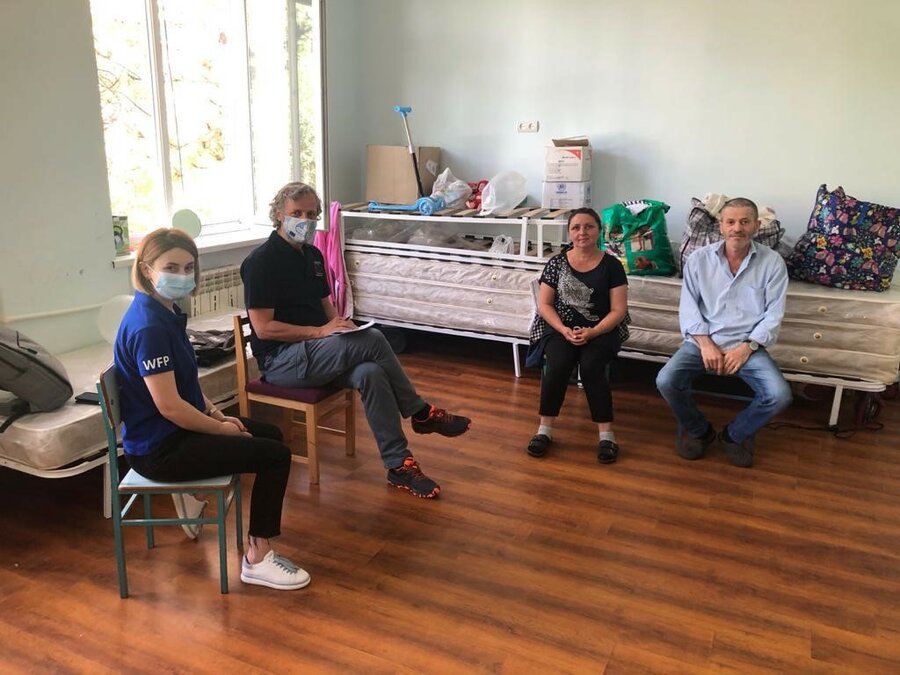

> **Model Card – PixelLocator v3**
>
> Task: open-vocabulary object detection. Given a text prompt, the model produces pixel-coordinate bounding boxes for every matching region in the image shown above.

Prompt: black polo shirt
[241,231,330,360]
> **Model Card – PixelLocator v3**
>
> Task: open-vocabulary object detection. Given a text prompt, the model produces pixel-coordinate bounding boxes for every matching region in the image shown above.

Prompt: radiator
[187,265,244,318]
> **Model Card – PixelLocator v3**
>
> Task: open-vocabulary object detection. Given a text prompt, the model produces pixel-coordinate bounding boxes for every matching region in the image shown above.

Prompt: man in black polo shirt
[240,182,470,499]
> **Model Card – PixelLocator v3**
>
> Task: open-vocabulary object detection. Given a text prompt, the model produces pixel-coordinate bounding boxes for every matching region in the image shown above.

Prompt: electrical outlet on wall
[516,120,540,133]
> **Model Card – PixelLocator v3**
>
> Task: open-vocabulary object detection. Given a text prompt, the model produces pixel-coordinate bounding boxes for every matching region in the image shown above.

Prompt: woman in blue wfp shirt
[114,227,307,591]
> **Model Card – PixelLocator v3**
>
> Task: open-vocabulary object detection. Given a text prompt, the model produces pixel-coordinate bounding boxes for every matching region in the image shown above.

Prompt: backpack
[186,329,236,367]
[0,326,73,431]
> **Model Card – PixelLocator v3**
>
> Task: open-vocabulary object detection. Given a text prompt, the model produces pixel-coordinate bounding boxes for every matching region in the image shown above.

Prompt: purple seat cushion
[246,378,342,404]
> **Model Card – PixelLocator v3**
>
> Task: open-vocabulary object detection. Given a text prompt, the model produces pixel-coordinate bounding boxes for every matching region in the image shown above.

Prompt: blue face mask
[153,271,196,300]
[282,215,317,245]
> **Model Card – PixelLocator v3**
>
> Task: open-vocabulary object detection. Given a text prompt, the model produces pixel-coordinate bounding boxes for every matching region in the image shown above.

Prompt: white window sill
[111,225,273,269]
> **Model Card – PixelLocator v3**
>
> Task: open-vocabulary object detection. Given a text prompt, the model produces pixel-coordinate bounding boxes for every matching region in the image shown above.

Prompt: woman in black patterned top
[527,208,629,463]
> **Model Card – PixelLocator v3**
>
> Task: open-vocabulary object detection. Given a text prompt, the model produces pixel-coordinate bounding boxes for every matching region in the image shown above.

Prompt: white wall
[0,0,265,353]
[330,0,900,238]
[0,0,128,352]
[324,0,364,205]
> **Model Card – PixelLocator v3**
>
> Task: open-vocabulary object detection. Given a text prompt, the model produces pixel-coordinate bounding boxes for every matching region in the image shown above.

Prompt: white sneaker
[240,550,311,590]
[171,493,206,539]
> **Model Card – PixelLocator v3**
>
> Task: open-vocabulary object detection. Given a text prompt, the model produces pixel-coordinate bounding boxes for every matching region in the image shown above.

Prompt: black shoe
[527,434,552,458]
[677,424,716,460]
[597,440,619,464]
[720,428,754,468]
[387,457,441,498]
[411,405,471,437]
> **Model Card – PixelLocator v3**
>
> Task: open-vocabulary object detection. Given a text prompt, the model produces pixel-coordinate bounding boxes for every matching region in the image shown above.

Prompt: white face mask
[282,216,317,245]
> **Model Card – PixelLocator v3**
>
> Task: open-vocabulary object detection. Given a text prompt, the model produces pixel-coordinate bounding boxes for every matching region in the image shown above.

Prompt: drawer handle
[817,305,827,313]
[485,297,494,305]
[799,356,809,364]
[490,273,498,281]
[813,332,822,340]
[354,260,360,267]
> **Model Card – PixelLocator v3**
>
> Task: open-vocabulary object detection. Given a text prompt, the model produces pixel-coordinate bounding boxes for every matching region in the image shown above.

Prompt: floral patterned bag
[787,185,900,292]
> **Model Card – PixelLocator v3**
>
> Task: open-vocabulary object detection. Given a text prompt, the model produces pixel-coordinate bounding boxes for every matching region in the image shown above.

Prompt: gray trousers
[261,328,425,469]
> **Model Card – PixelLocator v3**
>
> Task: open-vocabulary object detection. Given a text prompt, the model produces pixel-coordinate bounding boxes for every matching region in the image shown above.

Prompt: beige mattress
[349,250,900,384]
[0,312,249,472]
[347,251,538,337]
[624,276,900,383]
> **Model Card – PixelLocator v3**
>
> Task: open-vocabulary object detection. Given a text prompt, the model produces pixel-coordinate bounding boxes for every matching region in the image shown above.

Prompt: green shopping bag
[600,200,676,276]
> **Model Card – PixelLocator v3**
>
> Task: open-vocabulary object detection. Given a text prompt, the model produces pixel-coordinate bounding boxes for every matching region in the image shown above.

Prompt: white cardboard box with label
[541,181,592,209]
[544,136,592,182]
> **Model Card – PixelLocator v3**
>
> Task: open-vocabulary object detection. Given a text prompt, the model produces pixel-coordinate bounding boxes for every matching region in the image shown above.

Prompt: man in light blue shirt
[656,198,792,467]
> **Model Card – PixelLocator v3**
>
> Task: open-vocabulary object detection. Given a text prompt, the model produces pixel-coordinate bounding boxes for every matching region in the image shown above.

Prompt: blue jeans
[655,342,792,443]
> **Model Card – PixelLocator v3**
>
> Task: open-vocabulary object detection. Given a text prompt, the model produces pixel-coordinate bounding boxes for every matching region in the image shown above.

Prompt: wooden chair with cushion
[97,364,243,598]
[232,315,356,484]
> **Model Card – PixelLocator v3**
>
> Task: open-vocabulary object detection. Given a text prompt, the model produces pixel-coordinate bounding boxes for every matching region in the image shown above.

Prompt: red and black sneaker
[411,405,470,437]
[387,457,441,498]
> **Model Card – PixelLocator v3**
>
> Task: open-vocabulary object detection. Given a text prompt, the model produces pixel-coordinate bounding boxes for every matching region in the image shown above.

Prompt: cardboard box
[544,136,592,182]
[542,181,592,209]
[365,145,441,204]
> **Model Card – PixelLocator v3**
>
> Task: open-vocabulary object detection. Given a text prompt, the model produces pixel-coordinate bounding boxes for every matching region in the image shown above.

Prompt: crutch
[393,105,425,198]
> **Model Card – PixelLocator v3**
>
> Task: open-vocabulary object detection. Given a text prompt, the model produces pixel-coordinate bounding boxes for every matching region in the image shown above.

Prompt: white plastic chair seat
[119,468,233,492]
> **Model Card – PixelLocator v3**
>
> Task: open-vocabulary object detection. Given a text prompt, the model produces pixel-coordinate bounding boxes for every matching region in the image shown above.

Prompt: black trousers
[540,332,620,423]
[127,418,291,539]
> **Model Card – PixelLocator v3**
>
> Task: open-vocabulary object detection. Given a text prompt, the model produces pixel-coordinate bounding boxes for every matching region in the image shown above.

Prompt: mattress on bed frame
[624,276,900,384]
[0,311,252,473]
[349,250,900,384]
[347,251,539,337]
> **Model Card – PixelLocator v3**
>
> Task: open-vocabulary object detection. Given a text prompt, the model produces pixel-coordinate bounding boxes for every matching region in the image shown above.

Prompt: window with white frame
[90,0,323,245]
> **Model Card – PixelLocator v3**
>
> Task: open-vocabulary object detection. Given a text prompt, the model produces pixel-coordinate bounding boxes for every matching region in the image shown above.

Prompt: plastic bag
[678,194,786,274]
[479,171,527,215]
[430,168,472,208]
[489,234,515,254]
[600,200,677,276]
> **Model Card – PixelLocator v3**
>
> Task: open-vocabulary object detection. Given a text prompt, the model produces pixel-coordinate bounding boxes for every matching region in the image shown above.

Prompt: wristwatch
[743,339,760,352]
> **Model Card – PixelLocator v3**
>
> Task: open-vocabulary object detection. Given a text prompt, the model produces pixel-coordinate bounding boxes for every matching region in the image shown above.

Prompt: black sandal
[527,434,552,458]
[597,440,619,464]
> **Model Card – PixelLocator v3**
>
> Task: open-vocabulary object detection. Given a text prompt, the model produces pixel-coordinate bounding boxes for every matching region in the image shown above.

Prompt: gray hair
[268,182,322,227]
[720,197,759,222]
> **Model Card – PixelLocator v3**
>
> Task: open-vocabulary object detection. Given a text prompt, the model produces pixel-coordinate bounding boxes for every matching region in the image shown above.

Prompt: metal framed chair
[97,364,243,598]
[233,315,355,485]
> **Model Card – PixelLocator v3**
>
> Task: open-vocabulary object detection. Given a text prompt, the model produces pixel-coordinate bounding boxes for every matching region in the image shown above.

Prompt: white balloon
[98,295,133,344]
[172,209,202,238]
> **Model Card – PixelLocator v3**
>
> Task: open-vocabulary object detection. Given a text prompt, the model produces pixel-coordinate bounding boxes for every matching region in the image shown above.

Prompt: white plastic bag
[479,171,527,215]
[430,168,472,208]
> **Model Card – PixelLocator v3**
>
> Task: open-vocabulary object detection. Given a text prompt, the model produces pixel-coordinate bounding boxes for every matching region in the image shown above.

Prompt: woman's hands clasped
[564,326,594,346]
[220,416,251,437]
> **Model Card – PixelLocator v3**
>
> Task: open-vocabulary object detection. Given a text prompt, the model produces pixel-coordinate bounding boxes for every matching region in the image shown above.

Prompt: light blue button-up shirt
[680,240,788,350]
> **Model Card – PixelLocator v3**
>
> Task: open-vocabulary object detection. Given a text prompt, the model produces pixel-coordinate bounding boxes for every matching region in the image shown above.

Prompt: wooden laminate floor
[1,333,898,674]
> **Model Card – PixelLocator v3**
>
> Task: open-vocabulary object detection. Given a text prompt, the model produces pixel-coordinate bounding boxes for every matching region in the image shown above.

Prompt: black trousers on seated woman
[126,418,291,539]
[540,331,620,423]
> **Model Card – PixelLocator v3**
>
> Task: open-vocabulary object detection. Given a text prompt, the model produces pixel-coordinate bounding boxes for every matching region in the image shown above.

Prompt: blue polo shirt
[113,292,205,456]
